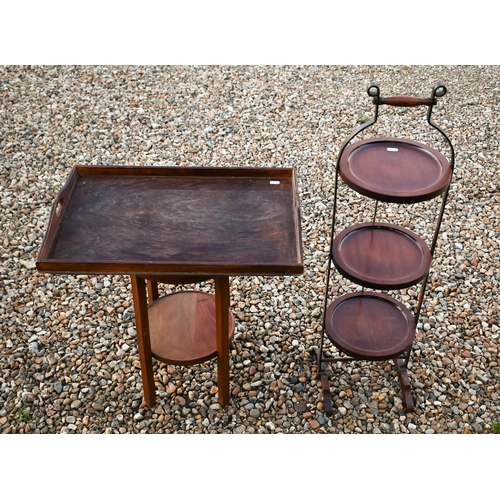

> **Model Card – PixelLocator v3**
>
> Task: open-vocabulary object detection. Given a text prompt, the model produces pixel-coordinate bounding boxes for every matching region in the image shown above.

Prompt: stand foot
[394,358,415,412]
[315,348,333,417]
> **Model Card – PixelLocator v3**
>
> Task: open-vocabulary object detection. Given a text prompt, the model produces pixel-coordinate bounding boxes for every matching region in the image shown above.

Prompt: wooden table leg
[147,279,159,302]
[215,276,230,406]
[130,275,156,407]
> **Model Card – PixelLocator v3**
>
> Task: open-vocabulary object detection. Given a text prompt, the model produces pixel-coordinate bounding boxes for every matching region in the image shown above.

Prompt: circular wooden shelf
[331,222,432,289]
[325,291,416,361]
[148,291,235,365]
[339,137,452,203]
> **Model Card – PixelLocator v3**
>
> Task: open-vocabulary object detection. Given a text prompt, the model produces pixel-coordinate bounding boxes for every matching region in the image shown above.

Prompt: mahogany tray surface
[331,222,432,289]
[148,291,235,365]
[37,166,303,276]
[339,137,452,203]
[325,291,416,360]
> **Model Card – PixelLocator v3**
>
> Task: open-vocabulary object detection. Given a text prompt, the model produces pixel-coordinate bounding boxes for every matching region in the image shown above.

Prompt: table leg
[215,276,230,406]
[147,279,159,302]
[130,275,156,407]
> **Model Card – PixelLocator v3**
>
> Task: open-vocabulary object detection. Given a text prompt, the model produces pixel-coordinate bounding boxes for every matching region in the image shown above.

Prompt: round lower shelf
[148,291,235,365]
[325,291,416,361]
[339,137,452,203]
[332,222,432,289]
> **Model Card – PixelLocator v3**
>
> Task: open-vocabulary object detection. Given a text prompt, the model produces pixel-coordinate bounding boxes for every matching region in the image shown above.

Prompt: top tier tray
[339,137,452,203]
[37,165,303,277]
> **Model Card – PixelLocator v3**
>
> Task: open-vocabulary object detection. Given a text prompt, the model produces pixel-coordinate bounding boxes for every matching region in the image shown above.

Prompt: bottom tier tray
[325,291,416,361]
[148,291,235,365]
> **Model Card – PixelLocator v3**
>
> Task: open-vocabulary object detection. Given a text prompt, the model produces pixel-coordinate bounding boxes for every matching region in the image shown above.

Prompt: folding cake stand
[316,82,455,414]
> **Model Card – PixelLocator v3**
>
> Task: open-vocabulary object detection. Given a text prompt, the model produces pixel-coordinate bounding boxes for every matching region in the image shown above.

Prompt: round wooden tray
[148,291,235,365]
[331,222,432,289]
[325,291,416,360]
[339,137,452,203]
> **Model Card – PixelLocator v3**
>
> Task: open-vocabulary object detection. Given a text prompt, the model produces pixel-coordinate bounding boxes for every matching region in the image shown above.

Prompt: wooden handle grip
[54,195,65,218]
[378,96,433,107]
[36,170,75,266]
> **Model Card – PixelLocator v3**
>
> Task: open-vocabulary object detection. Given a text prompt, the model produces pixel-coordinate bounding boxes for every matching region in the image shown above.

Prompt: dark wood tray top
[324,291,416,360]
[339,137,452,203]
[331,222,432,289]
[37,165,303,276]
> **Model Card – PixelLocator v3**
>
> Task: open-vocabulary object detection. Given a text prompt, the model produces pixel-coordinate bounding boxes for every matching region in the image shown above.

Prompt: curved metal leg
[394,358,415,412]
[315,348,333,417]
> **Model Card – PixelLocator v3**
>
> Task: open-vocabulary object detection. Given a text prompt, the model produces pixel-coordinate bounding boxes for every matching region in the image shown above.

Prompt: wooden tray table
[37,165,303,407]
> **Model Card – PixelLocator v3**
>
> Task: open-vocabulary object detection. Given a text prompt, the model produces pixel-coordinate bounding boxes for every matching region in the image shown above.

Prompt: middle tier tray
[331,222,432,289]
[148,291,235,365]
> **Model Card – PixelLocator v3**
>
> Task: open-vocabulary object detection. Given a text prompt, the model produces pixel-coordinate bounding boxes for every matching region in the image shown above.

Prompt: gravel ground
[1,65,499,434]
